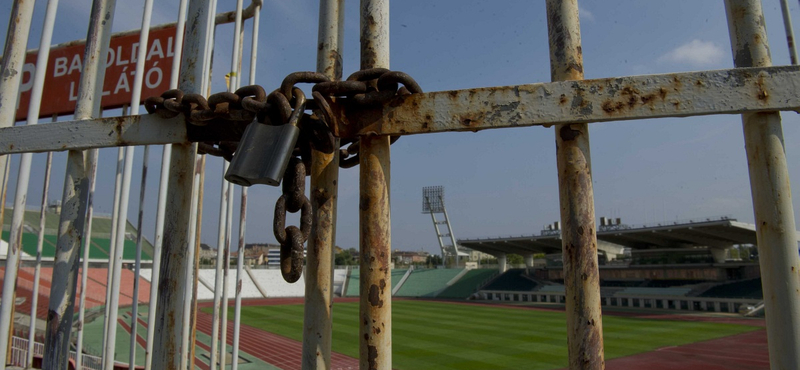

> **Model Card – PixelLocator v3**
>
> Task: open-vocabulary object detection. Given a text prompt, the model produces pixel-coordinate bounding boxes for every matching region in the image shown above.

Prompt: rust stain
[755,74,769,101]
[560,125,581,141]
[368,284,383,307]
[367,345,379,370]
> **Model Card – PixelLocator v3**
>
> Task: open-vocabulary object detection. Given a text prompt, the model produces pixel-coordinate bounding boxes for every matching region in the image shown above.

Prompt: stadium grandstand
[2,205,155,263]
[0,212,789,368]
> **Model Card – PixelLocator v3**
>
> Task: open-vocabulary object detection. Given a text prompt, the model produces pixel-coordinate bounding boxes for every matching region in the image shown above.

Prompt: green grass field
[220,300,759,370]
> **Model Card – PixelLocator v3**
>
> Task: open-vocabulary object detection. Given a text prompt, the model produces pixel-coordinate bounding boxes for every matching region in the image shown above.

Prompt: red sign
[15,26,179,122]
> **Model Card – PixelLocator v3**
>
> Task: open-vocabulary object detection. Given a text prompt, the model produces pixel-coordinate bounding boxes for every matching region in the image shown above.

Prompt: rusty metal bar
[146,1,187,367]
[302,0,344,368]
[179,153,203,370]
[44,0,117,367]
[725,1,800,369]
[0,1,37,364]
[358,1,392,369]
[4,64,800,154]
[546,1,604,369]
[151,0,213,367]
[335,65,800,138]
[0,113,186,155]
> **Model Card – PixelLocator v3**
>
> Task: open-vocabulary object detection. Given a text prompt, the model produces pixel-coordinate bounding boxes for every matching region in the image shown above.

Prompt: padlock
[225,118,300,186]
[226,86,306,186]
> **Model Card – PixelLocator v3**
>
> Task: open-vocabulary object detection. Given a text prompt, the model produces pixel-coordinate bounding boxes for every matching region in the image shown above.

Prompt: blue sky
[2,0,800,255]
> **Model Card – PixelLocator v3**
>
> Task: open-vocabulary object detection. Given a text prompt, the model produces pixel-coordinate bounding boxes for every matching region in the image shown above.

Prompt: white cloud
[659,39,726,66]
[579,7,595,22]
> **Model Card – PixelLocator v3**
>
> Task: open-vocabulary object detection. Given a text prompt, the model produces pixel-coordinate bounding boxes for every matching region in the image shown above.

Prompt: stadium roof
[458,217,794,257]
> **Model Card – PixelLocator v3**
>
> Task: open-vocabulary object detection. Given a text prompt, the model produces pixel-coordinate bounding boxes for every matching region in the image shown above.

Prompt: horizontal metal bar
[3,65,799,155]
[342,65,800,137]
[0,114,186,154]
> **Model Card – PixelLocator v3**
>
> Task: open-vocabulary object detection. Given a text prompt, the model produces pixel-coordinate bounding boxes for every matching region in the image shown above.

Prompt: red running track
[601,329,769,370]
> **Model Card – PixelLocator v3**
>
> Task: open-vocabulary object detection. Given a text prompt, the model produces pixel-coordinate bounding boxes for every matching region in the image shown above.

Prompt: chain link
[273,158,312,283]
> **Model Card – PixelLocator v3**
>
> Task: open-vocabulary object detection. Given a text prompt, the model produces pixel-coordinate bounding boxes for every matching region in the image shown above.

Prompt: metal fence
[0,0,799,370]
[10,336,103,370]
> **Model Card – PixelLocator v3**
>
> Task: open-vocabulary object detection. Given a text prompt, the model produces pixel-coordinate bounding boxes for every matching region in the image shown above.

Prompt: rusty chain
[273,157,312,283]
[144,68,421,168]
[145,69,421,283]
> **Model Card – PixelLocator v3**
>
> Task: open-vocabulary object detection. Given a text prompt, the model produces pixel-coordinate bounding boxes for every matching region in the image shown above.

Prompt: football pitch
[227,300,759,370]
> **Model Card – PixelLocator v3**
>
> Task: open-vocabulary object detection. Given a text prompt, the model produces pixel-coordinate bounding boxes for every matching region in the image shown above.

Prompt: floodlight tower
[422,186,461,267]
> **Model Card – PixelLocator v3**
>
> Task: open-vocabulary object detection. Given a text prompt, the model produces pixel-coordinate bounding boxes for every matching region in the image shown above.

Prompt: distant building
[392,250,429,264]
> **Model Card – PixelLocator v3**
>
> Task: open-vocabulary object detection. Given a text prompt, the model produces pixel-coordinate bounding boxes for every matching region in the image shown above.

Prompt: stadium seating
[699,278,763,299]
[247,269,306,297]
[345,269,360,297]
[538,284,565,294]
[391,269,408,290]
[615,287,692,297]
[482,268,539,291]
[394,268,463,297]
[333,268,348,296]
[436,269,497,299]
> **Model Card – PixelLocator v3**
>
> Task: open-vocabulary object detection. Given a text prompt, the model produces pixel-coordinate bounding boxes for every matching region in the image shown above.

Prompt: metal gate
[0,0,798,370]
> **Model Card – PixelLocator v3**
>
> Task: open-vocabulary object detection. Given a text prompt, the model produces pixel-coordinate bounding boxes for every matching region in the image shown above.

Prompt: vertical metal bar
[219,181,233,368]
[27,150,52,367]
[231,186,247,370]
[44,0,117,367]
[187,154,206,370]
[10,0,60,365]
[218,0,245,363]
[780,0,799,65]
[210,162,231,369]
[127,4,156,367]
[180,154,203,370]
[0,0,36,241]
[152,0,213,367]
[0,157,9,239]
[75,147,98,370]
[103,138,125,354]
[0,2,37,364]
[359,1,392,369]
[104,105,127,353]
[725,1,800,368]
[232,6,260,368]
[145,1,187,368]
[104,1,153,366]
[129,143,150,370]
[546,1,605,369]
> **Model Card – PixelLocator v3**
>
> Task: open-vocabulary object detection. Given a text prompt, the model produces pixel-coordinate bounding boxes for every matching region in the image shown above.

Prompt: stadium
[0,205,782,369]
[1,0,800,370]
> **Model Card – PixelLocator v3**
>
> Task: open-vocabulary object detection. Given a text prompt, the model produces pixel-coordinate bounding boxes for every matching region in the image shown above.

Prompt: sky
[2,0,800,256]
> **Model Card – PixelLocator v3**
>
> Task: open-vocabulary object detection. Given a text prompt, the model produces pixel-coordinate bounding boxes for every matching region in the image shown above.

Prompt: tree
[335,249,357,265]
[507,254,524,265]
[426,254,443,267]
